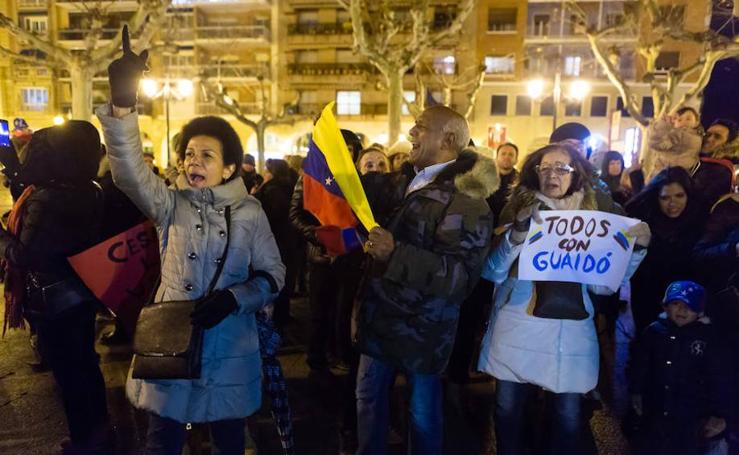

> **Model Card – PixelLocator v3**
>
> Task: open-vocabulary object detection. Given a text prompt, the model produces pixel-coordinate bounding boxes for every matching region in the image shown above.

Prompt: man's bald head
[408,106,471,169]
[424,105,470,154]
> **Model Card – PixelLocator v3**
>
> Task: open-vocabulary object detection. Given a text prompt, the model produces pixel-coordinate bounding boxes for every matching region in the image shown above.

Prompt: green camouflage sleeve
[382,195,493,300]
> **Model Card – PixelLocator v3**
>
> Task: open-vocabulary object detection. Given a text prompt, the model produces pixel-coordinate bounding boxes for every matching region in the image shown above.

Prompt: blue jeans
[495,379,582,455]
[355,354,442,455]
[145,413,246,455]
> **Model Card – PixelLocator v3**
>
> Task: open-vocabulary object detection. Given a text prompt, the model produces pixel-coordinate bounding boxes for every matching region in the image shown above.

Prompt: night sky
[701,1,739,126]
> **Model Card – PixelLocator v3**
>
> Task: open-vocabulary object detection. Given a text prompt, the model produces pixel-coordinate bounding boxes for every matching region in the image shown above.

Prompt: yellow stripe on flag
[313,102,379,232]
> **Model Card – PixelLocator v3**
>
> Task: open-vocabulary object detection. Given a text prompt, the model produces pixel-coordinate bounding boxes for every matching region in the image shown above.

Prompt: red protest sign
[68,222,160,334]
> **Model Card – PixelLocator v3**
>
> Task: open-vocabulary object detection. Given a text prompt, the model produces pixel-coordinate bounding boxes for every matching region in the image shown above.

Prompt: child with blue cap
[629,280,733,454]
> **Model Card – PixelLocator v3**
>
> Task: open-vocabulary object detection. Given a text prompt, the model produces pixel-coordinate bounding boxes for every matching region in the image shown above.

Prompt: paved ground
[0,296,634,455]
[0,186,634,455]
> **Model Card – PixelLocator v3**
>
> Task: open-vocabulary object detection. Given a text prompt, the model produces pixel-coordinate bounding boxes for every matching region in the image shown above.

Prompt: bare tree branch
[0,45,61,67]
[91,0,171,68]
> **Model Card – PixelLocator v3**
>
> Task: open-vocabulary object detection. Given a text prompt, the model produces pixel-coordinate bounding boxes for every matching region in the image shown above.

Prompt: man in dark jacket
[358,106,497,454]
[488,142,519,226]
[630,281,732,455]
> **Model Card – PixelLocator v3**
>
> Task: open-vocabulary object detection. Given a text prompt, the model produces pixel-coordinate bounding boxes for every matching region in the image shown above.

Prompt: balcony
[201,64,270,81]
[288,63,377,76]
[287,22,351,35]
[173,0,271,6]
[296,103,388,117]
[195,25,270,44]
[13,65,52,79]
[18,0,48,9]
[58,28,118,43]
[56,0,138,11]
[196,101,261,116]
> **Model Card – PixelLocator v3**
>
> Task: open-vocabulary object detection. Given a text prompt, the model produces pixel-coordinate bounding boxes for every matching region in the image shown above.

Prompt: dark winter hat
[662,280,706,314]
[20,120,101,185]
[244,153,256,166]
[550,122,591,144]
[13,118,29,131]
[340,129,363,162]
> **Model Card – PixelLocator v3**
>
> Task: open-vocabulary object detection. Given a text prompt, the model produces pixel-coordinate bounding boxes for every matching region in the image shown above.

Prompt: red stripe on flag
[303,173,358,228]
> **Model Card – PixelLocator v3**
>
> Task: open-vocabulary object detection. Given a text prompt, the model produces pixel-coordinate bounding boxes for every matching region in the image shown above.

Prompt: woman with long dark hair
[626,167,709,335]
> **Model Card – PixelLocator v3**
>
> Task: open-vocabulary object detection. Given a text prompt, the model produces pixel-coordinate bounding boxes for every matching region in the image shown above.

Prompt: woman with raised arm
[97,27,285,454]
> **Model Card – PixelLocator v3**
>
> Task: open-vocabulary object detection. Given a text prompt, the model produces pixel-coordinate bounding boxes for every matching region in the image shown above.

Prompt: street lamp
[139,78,194,167]
[527,75,591,132]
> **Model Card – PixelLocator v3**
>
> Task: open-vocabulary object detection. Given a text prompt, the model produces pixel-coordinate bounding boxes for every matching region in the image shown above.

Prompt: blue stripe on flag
[303,141,346,199]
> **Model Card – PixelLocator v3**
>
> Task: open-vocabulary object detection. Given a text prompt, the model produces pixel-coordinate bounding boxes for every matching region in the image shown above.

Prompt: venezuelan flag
[303,102,378,255]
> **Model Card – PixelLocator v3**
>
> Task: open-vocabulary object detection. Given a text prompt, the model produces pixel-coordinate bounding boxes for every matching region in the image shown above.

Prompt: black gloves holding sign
[108,25,149,108]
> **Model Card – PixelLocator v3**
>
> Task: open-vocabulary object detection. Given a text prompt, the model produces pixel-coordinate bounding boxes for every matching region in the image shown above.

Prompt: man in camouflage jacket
[357,106,499,454]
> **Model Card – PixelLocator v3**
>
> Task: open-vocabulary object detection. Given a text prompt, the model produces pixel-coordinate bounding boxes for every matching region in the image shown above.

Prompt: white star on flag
[325,176,333,186]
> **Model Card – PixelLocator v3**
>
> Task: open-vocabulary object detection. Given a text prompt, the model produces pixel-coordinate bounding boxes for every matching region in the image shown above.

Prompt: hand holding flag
[303,102,378,255]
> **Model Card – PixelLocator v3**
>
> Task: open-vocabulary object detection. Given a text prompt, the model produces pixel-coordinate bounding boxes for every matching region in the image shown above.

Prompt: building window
[433,5,457,29]
[488,8,517,33]
[23,15,47,35]
[296,50,318,64]
[564,56,582,77]
[532,14,550,36]
[540,96,554,116]
[297,9,318,26]
[20,87,48,111]
[642,96,655,118]
[605,13,624,27]
[490,95,508,116]
[402,90,416,115]
[590,96,608,117]
[485,55,515,75]
[336,90,361,115]
[616,96,631,117]
[565,100,582,117]
[659,5,685,27]
[655,52,680,72]
[515,95,531,116]
[433,56,456,75]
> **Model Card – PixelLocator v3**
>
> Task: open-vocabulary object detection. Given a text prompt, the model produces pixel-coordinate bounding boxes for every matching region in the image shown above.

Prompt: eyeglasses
[535,163,575,176]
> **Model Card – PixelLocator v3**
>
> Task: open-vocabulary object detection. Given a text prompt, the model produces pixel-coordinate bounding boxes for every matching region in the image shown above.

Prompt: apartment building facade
[475,0,708,159]
[0,0,714,164]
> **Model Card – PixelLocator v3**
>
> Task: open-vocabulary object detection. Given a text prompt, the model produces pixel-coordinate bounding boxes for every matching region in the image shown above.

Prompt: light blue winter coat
[97,105,285,423]
[477,196,646,394]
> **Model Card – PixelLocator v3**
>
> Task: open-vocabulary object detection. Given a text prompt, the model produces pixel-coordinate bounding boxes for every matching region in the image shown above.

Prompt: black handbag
[131,206,231,380]
[532,281,589,320]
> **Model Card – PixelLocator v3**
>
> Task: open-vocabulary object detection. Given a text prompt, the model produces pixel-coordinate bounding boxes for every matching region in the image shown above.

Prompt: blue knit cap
[662,280,706,314]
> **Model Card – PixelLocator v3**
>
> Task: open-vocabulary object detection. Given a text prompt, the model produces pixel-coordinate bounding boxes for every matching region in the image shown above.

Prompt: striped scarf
[2,185,35,335]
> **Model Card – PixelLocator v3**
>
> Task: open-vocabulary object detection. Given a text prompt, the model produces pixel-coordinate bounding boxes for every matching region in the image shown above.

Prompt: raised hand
[107,25,149,108]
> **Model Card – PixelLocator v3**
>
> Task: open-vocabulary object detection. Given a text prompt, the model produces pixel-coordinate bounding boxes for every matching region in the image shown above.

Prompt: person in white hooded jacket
[477,143,650,455]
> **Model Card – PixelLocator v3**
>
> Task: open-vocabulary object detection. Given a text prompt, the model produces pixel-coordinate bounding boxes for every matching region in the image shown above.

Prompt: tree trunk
[386,68,404,145]
[70,65,94,120]
[442,87,452,106]
[256,122,266,172]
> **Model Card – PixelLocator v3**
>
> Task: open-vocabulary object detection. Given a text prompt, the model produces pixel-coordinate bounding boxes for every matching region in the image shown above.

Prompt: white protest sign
[518,210,641,291]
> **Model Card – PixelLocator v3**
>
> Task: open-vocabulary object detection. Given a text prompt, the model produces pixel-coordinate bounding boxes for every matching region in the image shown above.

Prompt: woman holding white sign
[477,143,651,455]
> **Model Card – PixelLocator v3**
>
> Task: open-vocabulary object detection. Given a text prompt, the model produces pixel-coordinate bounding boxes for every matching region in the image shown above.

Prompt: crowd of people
[0,28,737,455]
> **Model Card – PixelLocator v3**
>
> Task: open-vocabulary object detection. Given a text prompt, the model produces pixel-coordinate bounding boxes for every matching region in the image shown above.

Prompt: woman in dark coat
[626,167,709,335]
[0,121,111,453]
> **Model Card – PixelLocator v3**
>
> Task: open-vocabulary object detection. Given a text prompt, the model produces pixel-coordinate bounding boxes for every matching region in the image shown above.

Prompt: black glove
[107,25,149,108]
[190,289,238,329]
[0,141,20,176]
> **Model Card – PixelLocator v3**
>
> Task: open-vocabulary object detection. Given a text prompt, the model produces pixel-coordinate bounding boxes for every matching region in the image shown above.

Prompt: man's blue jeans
[495,379,582,455]
[356,354,442,455]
